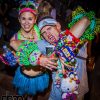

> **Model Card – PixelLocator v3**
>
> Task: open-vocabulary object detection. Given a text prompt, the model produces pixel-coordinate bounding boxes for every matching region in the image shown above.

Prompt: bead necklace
[19,29,35,40]
[18,25,41,40]
[21,32,34,40]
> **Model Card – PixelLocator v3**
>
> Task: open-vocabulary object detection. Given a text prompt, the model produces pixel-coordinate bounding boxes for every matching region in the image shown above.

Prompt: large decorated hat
[18,0,37,15]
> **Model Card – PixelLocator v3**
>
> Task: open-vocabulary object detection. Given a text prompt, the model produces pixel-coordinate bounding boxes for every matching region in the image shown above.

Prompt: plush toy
[61,72,80,100]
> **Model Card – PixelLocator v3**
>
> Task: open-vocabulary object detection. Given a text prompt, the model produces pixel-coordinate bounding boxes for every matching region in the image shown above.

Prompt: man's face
[41,25,60,44]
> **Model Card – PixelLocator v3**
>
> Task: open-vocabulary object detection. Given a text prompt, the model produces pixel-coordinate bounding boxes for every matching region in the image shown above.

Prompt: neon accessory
[18,1,37,15]
[16,40,40,67]
[68,6,96,40]
[19,8,37,15]
[34,24,41,40]
[18,25,41,40]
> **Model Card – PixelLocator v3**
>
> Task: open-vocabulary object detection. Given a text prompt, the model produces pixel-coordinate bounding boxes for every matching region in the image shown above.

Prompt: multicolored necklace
[18,25,41,40]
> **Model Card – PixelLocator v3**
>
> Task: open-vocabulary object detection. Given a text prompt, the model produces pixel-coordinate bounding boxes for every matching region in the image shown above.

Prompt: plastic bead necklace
[20,31,34,40]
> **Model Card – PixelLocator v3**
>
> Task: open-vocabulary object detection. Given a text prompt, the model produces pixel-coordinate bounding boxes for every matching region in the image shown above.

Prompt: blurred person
[37,0,56,21]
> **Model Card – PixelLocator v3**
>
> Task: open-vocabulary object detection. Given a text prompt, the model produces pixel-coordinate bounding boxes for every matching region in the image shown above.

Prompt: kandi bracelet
[16,40,40,67]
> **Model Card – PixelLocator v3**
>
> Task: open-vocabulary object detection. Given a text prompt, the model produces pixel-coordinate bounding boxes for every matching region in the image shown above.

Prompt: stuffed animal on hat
[61,72,80,100]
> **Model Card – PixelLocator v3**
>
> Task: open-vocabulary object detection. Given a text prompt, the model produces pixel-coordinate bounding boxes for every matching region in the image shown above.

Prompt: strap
[76,55,87,60]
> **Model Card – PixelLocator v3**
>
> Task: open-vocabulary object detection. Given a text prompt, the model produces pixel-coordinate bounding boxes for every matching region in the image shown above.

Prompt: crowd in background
[0,0,99,42]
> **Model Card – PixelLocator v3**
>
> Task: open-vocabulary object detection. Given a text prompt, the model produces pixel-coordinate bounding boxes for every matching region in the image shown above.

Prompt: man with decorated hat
[37,6,98,99]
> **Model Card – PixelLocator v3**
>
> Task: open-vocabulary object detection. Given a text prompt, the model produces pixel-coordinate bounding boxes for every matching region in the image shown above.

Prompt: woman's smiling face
[19,12,36,32]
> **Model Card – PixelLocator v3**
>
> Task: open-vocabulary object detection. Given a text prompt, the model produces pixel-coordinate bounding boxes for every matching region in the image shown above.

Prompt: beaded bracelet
[16,40,40,67]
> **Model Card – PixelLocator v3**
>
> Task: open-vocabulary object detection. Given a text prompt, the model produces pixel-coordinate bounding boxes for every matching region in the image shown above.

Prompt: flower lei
[16,40,41,67]
[34,24,41,40]
[68,6,96,41]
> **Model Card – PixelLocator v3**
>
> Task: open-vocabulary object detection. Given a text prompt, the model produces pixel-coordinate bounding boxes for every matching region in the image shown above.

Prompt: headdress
[18,0,37,15]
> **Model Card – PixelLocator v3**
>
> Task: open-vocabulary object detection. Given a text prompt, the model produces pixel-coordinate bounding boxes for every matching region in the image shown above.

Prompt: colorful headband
[19,8,37,15]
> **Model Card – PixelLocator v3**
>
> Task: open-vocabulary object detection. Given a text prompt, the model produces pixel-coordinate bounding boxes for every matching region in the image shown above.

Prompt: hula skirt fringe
[13,67,49,95]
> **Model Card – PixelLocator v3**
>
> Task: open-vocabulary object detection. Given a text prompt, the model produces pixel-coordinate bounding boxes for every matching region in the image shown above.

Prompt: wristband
[37,54,43,65]
[16,40,39,66]
[65,29,80,43]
